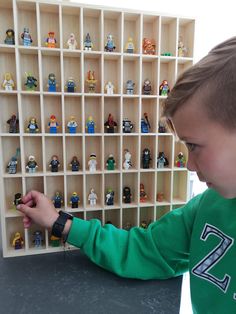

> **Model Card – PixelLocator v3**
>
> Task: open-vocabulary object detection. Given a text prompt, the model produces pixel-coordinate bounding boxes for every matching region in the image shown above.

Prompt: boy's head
[163,36,236,131]
[163,37,236,199]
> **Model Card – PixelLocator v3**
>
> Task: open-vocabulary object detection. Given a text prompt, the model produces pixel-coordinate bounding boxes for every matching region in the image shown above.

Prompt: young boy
[17,37,236,313]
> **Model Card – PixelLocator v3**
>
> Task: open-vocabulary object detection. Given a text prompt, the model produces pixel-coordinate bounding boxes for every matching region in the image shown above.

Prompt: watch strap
[51,211,73,239]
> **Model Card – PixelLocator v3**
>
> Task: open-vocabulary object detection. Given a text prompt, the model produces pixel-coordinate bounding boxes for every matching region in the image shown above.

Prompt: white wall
[69,0,236,61]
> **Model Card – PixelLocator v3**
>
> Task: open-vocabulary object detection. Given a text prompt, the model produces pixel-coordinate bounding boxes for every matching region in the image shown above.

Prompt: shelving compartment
[178,18,195,58]
[159,58,176,93]
[85,135,102,171]
[104,54,121,94]
[63,52,81,93]
[104,97,121,133]
[104,136,121,171]
[62,6,81,50]
[122,207,138,229]
[123,97,139,132]
[2,136,21,175]
[6,217,25,254]
[19,49,39,91]
[172,170,188,204]
[122,135,139,170]
[141,98,158,134]
[44,136,64,173]
[84,54,102,93]
[84,96,102,133]
[3,177,23,215]
[123,13,141,54]
[41,51,61,92]
[142,14,160,55]
[140,206,155,226]
[65,136,83,172]
[23,136,43,174]
[160,16,177,57]
[39,3,60,48]
[141,57,158,95]
[66,174,84,210]
[104,10,122,53]
[122,172,138,205]
[43,95,62,133]
[85,173,103,209]
[123,56,140,94]
[17,1,38,47]
[140,135,156,170]
[83,8,102,51]
[0,94,18,133]
[0,50,17,91]
[104,173,120,207]
[0,0,14,45]
[64,95,82,133]
[156,171,172,204]
[140,171,155,204]
[21,94,41,134]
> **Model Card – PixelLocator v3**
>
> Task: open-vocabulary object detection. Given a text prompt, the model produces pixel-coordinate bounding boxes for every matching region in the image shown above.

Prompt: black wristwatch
[51,210,74,239]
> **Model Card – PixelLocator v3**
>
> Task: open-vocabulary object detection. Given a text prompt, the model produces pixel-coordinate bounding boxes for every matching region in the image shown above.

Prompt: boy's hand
[17,190,59,229]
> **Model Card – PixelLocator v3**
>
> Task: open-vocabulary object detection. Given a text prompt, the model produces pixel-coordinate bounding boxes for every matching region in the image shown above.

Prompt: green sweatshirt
[67,188,236,314]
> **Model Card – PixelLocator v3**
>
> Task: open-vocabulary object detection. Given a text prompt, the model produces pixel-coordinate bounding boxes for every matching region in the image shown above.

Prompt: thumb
[17,203,32,216]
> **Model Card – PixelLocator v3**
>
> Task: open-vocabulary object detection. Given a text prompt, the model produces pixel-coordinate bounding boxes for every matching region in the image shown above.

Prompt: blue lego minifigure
[105,34,116,52]
[141,113,151,133]
[52,192,63,208]
[65,77,76,93]
[86,116,95,133]
[67,116,77,133]
[70,156,80,171]
[21,27,32,46]
[33,230,43,248]
[47,73,57,92]
[70,192,80,208]
[48,115,59,133]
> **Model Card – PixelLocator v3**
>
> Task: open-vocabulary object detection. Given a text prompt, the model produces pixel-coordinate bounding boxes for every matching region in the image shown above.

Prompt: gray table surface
[0,249,182,314]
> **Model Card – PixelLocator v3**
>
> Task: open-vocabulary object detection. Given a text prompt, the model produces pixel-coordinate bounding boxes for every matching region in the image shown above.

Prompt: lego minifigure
[7,156,18,174]
[176,152,186,168]
[6,148,20,174]
[123,186,131,203]
[45,31,56,48]
[157,152,169,168]
[2,72,15,91]
[47,73,57,92]
[13,193,22,207]
[123,149,132,170]
[26,117,39,133]
[4,29,15,45]
[105,81,115,95]
[158,120,167,133]
[26,155,38,173]
[86,70,97,93]
[7,114,19,133]
[70,192,80,208]
[106,154,116,170]
[125,37,135,53]
[157,192,164,202]
[140,220,148,229]
[48,115,59,133]
[88,188,97,206]
[70,156,80,172]
[142,38,155,55]
[142,78,152,95]
[52,191,63,208]
[33,230,43,248]
[126,80,135,95]
[84,33,93,50]
[88,153,97,172]
[159,80,170,96]
[67,33,77,50]
[105,34,116,52]
[21,27,32,46]
[105,188,114,206]
[24,72,37,91]
[86,116,95,133]
[123,118,134,133]
[67,116,78,133]
[124,222,132,231]
[49,155,60,172]
[142,148,152,169]
[141,112,151,133]
[140,183,147,202]
[50,235,61,247]
[178,36,188,57]
[104,113,117,133]
[65,77,76,93]
[12,232,24,250]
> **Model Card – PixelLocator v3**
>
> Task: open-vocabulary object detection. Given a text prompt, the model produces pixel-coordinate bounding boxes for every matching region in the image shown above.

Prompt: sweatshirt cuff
[67,217,91,247]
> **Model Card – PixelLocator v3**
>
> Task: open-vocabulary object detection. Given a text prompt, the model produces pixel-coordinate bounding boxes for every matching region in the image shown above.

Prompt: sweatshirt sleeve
[67,193,202,280]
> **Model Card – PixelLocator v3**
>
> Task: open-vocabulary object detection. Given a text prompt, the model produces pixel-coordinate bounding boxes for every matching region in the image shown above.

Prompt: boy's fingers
[16,204,32,216]
[21,190,42,204]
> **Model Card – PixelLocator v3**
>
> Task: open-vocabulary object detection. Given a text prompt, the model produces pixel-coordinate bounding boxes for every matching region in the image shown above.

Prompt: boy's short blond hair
[163,36,236,130]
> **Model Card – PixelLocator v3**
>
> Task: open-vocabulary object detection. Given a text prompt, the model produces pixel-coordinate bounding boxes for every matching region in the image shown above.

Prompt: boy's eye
[185,143,196,152]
